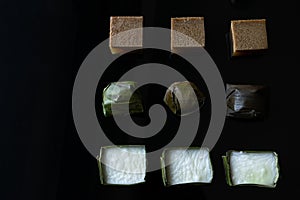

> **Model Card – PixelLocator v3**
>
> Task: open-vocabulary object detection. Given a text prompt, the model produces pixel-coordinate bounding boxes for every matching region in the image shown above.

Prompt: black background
[0,0,298,200]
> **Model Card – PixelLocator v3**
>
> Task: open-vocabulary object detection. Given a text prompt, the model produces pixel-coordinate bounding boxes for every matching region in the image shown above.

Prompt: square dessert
[161,147,213,186]
[171,17,205,51]
[109,16,143,54]
[98,145,146,185]
[223,150,279,187]
[230,19,268,56]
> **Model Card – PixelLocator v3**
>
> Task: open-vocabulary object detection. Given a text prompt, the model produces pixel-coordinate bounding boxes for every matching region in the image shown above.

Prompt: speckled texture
[231,19,268,56]
[100,146,146,185]
[164,148,213,185]
[229,151,279,186]
[171,17,205,49]
[109,16,143,53]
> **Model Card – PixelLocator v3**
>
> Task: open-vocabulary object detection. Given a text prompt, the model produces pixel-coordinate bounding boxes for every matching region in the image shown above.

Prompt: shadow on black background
[0,0,297,199]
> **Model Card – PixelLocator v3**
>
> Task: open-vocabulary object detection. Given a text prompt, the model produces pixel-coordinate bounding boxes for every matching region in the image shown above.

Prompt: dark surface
[0,0,297,200]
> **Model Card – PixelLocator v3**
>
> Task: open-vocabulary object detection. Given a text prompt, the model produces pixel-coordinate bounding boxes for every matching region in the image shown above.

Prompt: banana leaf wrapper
[97,145,146,185]
[163,81,205,116]
[102,81,144,117]
[160,147,213,186]
[226,84,268,119]
[222,150,279,188]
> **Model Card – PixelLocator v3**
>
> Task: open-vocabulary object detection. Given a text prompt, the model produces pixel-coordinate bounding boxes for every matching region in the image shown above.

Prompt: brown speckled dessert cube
[171,17,205,51]
[230,19,268,56]
[109,16,143,54]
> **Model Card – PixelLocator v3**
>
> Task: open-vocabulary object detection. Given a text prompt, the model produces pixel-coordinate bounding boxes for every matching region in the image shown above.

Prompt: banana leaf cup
[160,147,213,186]
[222,150,279,188]
[97,145,146,185]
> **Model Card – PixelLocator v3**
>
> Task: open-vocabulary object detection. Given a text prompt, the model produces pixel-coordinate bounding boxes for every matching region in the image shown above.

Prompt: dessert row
[102,81,269,119]
[110,16,268,56]
[97,146,279,187]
